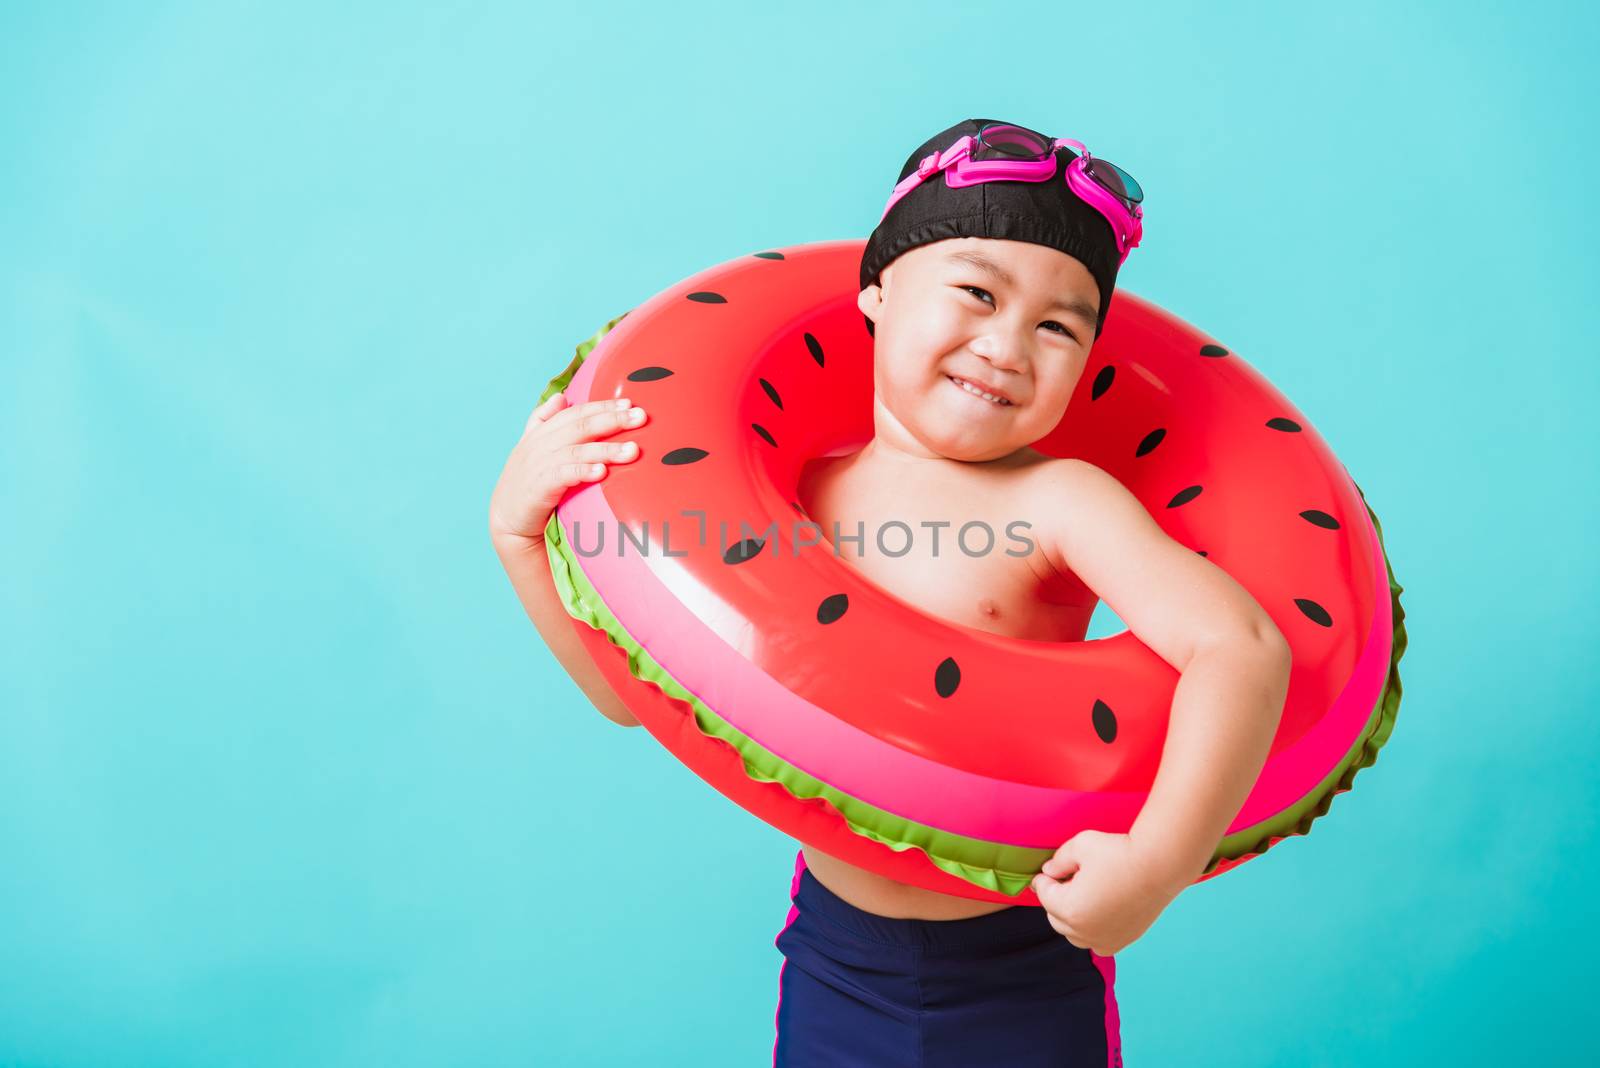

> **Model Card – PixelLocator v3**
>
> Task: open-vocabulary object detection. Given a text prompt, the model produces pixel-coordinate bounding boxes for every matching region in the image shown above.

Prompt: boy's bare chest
[798,458,1094,642]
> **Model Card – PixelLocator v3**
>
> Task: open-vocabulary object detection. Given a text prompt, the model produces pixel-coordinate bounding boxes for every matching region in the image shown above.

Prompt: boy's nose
[969,339,1028,374]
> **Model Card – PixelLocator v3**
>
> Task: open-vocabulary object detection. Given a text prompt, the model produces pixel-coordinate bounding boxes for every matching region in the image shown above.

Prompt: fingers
[524,391,569,435]
[1042,835,1087,879]
[1036,882,1108,954]
[496,392,648,538]
[534,392,568,420]
[1032,872,1071,904]
[520,394,650,511]
[524,394,640,441]
[543,434,644,493]
[1043,910,1084,949]
[556,460,610,485]
[541,397,648,444]
[1042,855,1080,880]
[569,439,641,465]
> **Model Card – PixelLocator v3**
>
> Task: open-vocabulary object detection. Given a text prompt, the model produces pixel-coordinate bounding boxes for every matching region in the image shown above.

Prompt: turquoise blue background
[3,2,1595,1064]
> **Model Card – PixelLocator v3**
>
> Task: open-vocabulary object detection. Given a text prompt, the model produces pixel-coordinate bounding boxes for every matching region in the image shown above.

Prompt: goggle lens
[976,123,1140,207]
[1084,157,1144,208]
[974,123,1055,162]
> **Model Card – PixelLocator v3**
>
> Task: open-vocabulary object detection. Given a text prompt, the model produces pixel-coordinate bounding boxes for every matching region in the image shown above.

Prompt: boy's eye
[960,285,1077,341]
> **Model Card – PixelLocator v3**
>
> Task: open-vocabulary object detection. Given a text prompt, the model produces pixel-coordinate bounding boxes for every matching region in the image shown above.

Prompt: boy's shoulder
[1018,454,1132,509]
[1019,455,1165,569]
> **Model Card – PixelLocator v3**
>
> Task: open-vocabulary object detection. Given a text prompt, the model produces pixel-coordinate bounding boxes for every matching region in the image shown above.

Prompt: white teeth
[950,375,1011,406]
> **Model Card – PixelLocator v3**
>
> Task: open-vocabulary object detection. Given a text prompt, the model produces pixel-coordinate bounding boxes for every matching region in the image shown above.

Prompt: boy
[489,118,1292,1066]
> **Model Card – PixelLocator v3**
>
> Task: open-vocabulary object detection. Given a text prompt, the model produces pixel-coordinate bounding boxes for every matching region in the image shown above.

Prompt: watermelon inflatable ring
[540,239,1406,905]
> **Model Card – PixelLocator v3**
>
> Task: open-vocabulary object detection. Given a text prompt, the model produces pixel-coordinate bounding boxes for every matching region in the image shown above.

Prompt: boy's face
[857,236,1101,463]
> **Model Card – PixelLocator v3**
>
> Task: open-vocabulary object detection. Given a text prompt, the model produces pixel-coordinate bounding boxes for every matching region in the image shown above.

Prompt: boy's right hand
[488,392,648,544]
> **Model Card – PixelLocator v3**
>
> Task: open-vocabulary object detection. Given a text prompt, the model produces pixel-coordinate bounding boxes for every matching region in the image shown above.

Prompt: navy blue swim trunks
[772,849,1122,1068]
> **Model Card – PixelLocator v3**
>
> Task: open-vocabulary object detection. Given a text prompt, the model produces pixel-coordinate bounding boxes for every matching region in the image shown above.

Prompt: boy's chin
[918,426,1028,462]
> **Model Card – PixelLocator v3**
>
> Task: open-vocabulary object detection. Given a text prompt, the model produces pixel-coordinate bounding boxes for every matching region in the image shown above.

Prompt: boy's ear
[858,285,883,338]
[857,284,883,321]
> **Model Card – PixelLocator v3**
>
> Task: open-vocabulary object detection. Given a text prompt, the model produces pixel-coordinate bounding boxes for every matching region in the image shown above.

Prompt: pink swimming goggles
[877,122,1145,264]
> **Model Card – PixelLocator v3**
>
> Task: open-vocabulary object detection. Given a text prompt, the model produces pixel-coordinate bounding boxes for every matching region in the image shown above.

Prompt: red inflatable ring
[540,239,1406,905]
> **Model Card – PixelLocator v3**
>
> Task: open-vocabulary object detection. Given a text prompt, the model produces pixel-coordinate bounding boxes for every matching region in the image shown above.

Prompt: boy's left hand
[1029,830,1189,956]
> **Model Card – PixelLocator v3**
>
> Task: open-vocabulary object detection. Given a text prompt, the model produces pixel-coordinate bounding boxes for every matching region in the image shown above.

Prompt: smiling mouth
[946,375,1014,407]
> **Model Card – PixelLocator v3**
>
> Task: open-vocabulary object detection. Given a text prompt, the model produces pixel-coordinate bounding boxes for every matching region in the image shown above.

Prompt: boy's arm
[1037,459,1293,887]
[490,526,643,729]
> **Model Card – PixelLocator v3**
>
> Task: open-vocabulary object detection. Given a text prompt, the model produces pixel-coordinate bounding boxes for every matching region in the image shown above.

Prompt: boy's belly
[801,844,1021,920]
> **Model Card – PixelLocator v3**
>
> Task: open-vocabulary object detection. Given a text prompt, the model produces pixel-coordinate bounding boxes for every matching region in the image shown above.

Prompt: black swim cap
[860,117,1125,339]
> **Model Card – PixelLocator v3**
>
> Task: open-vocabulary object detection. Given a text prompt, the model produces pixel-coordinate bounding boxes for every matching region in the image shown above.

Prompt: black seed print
[627,366,674,382]
[661,447,709,465]
[1196,550,1208,557]
[1294,598,1334,627]
[1091,699,1118,743]
[1135,428,1166,457]
[817,593,848,625]
[753,251,785,260]
[752,423,777,448]
[687,291,727,304]
[804,332,825,367]
[1167,485,1203,508]
[934,657,961,698]
[1091,365,1115,400]
[759,378,783,410]
[1299,509,1341,530]
[723,538,766,565]
[1199,344,1229,357]
[1266,417,1302,433]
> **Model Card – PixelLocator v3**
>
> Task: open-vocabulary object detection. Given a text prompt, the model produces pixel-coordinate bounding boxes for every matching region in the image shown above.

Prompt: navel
[978,598,1001,618]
